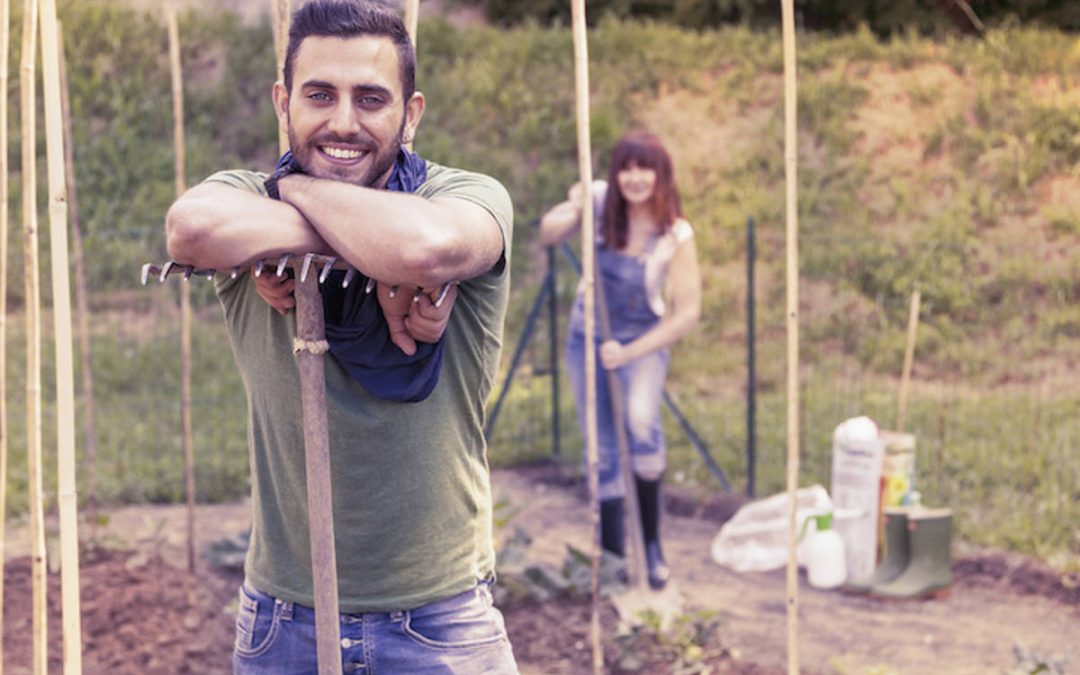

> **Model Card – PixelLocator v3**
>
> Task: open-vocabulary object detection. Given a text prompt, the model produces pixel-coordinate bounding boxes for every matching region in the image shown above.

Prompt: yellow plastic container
[879,431,916,507]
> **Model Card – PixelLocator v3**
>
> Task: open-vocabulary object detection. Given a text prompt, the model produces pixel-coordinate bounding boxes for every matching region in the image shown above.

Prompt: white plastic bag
[710,485,833,573]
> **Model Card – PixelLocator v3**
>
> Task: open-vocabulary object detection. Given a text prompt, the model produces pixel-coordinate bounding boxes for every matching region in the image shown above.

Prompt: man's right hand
[253,270,296,316]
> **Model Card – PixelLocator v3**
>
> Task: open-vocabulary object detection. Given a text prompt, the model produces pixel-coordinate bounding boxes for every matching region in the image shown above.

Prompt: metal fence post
[547,245,561,457]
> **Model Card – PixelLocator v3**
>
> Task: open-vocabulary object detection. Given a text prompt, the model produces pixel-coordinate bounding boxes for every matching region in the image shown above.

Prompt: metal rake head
[139,253,453,305]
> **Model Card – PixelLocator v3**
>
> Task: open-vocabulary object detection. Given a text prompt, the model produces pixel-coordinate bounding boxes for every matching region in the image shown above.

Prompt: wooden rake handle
[592,271,649,591]
[292,273,341,675]
[140,252,342,674]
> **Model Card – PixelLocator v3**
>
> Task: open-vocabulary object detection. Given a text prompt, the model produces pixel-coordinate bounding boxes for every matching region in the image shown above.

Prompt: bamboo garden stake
[20,0,48,672]
[41,0,85,669]
[271,3,342,673]
[403,0,417,154]
[0,0,10,666]
[272,0,290,152]
[779,1,801,674]
[569,0,603,672]
[0,0,11,666]
[404,0,418,48]
[167,7,198,575]
[58,21,98,516]
[896,289,921,433]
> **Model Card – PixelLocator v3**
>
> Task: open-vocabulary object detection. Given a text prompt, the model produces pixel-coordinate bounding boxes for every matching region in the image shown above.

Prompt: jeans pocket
[401,587,508,650]
[234,584,282,659]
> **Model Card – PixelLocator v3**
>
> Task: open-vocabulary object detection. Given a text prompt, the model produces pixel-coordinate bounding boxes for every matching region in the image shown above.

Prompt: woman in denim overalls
[540,130,702,589]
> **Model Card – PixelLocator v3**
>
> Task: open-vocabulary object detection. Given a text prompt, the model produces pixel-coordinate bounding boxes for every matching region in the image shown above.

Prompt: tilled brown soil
[1,549,773,675]
[2,466,1077,674]
[2,547,237,674]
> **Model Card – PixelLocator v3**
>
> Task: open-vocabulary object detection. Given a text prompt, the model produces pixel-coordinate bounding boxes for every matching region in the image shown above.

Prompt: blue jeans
[233,582,518,674]
[566,330,669,501]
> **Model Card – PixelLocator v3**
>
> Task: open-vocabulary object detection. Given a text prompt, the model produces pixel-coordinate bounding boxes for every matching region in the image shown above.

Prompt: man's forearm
[278,174,503,288]
[166,183,334,269]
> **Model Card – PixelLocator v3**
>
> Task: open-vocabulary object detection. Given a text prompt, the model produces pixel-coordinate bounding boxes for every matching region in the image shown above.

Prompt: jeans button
[341,638,353,648]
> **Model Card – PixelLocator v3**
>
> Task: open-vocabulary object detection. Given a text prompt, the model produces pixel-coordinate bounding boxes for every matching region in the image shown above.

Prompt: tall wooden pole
[780,1,801,674]
[58,20,98,516]
[569,0,603,672]
[20,0,48,672]
[167,7,197,575]
[0,0,11,666]
[403,0,418,49]
[403,0,418,152]
[896,289,921,433]
[272,4,341,673]
[41,0,85,669]
[272,0,290,153]
[0,0,12,666]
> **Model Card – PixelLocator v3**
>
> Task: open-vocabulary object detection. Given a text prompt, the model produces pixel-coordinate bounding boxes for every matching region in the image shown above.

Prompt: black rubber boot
[600,498,625,558]
[636,476,671,589]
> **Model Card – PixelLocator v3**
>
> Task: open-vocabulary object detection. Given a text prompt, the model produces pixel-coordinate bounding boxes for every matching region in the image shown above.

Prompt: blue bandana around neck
[269,148,442,403]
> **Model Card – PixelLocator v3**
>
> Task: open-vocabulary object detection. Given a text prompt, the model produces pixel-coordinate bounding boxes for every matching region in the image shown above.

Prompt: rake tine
[231,267,241,279]
[364,277,376,294]
[159,261,175,283]
[204,269,217,280]
[300,253,316,283]
[319,257,337,284]
[342,268,357,288]
[254,260,266,277]
[412,287,423,303]
[389,285,399,299]
[140,263,156,286]
[276,254,292,277]
[434,282,454,308]
[183,265,195,281]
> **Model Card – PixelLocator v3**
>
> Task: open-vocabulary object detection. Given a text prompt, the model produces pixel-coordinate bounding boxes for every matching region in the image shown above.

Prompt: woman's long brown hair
[600,129,682,250]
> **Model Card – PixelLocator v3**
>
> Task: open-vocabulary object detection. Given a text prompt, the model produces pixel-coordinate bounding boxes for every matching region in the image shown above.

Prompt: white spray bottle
[799,512,847,589]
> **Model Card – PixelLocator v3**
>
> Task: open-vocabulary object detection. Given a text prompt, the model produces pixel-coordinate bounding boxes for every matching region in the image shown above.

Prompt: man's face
[273,35,423,189]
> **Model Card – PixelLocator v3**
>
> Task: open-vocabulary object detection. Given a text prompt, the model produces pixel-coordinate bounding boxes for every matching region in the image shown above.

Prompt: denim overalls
[566,242,670,501]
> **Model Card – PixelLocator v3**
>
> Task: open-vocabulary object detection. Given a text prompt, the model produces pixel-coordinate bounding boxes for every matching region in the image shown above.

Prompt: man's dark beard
[287,118,405,188]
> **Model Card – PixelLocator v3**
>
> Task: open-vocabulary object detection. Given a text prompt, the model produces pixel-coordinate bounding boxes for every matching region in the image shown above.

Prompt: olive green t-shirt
[205,162,512,612]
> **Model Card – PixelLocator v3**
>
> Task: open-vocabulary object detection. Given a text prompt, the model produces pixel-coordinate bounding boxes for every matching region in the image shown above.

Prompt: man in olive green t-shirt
[165,1,517,672]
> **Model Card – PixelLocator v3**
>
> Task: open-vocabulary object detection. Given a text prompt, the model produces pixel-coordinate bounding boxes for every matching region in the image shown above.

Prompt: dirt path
[492,466,1079,674]
[3,467,1077,673]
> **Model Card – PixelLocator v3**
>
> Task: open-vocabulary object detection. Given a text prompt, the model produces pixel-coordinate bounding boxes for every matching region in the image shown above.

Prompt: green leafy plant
[613,609,728,674]
[1006,641,1068,675]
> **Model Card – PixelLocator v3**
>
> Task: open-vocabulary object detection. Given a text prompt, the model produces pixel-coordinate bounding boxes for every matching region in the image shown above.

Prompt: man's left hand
[405,285,457,344]
[376,282,457,355]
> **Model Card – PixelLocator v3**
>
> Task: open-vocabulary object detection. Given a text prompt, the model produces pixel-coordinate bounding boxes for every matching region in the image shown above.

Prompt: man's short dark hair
[284,0,416,105]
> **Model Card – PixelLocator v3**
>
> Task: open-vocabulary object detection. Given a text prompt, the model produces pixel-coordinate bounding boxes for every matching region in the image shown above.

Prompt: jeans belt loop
[275,598,294,621]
